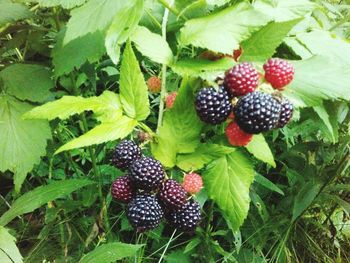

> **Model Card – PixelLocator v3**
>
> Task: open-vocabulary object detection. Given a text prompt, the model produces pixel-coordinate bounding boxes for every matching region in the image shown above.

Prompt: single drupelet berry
[129,157,165,191]
[234,91,282,134]
[147,76,161,93]
[278,99,294,128]
[159,179,188,211]
[166,92,177,109]
[111,175,135,203]
[224,62,259,97]
[225,121,253,146]
[127,194,164,232]
[182,173,203,194]
[195,86,232,125]
[112,140,141,171]
[168,199,201,232]
[263,58,294,90]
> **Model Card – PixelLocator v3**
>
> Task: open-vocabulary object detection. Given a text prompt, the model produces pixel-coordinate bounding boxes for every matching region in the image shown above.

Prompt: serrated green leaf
[120,42,150,121]
[203,151,255,231]
[240,19,301,62]
[176,144,236,171]
[55,116,137,154]
[179,2,269,54]
[0,226,22,263]
[22,0,86,9]
[131,26,173,65]
[0,96,51,192]
[0,64,53,103]
[105,0,143,64]
[254,173,284,195]
[0,0,31,27]
[151,78,204,167]
[0,179,94,226]
[80,242,142,263]
[245,134,275,167]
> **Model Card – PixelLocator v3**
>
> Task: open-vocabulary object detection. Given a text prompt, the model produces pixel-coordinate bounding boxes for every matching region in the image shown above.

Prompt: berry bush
[0,0,350,262]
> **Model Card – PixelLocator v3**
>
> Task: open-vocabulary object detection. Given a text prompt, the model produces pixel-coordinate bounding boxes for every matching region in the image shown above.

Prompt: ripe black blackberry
[129,157,165,191]
[127,194,164,232]
[234,91,282,134]
[167,199,201,232]
[278,99,293,128]
[111,175,135,203]
[159,179,188,211]
[195,86,232,125]
[112,140,141,171]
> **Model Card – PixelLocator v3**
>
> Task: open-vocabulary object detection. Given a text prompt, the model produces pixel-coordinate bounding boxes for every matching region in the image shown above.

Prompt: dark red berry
[263,58,294,90]
[111,175,135,203]
[112,140,141,171]
[226,121,253,146]
[159,179,188,211]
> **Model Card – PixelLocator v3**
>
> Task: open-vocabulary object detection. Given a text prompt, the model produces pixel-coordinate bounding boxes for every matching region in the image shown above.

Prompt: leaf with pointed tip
[0,0,31,26]
[246,134,276,167]
[0,226,22,263]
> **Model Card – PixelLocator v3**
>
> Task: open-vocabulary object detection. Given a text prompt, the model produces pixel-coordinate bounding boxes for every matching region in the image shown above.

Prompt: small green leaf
[0,179,94,226]
[313,105,337,143]
[0,64,53,103]
[203,151,255,231]
[131,26,174,65]
[245,134,276,167]
[25,0,87,9]
[322,194,350,214]
[79,242,143,263]
[0,0,31,27]
[120,42,150,121]
[0,226,22,263]
[254,173,284,195]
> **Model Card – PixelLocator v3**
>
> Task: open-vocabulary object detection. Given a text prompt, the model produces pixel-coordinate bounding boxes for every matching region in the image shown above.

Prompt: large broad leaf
[105,0,143,64]
[0,226,22,263]
[245,134,276,167]
[24,0,87,9]
[151,78,204,167]
[55,116,137,154]
[179,2,269,54]
[52,30,105,76]
[0,0,31,27]
[284,56,350,107]
[0,64,53,103]
[240,19,301,62]
[253,0,315,22]
[131,26,173,65]
[119,42,150,121]
[0,96,51,192]
[203,151,255,231]
[176,144,236,171]
[79,243,143,263]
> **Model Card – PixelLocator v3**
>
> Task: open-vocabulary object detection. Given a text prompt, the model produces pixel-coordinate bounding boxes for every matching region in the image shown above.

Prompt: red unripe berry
[166,92,177,109]
[182,173,203,194]
[147,76,161,93]
[263,58,294,90]
[225,121,253,147]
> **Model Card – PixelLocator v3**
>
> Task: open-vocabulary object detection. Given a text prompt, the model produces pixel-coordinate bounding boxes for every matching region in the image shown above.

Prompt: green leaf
[0,179,94,226]
[165,250,191,263]
[151,78,204,167]
[254,173,284,195]
[284,56,350,107]
[23,91,122,121]
[55,116,137,154]
[0,64,53,103]
[245,134,276,167]
[0,226,22,263]
[105,0,144,64]
[23,0,86,9]
[179,2,269,54]
[253,0,315,22]
[80,242,143,263]
[0,95,51,192]
[240,19,301,62]
[52,30,106,76]
[120,42,150,121]
[0,0,31,27]
[322,194,350,215]
[313,105,337,143]
[131,26,173,65]
[176,144,236,171]
[203,151,255,231]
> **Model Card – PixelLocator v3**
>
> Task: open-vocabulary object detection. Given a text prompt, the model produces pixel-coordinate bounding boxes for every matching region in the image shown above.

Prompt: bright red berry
[111,175,135,203]
[182,173,203,194]
[225,121,253,146]
[263,58,294,90]
[224,62,259,97]
[147,76,161,93]
[166,92,177,109]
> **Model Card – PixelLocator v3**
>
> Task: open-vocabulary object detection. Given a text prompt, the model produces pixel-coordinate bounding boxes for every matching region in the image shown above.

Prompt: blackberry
[278,99,293,128]
[111,175,135,203]
[127,194,164,232]
[112,140,141,171]
[167,199,201,232]
[195,86,232,125]
[159,179,187,211]
[234,91,282,134]
[129,157,165,191]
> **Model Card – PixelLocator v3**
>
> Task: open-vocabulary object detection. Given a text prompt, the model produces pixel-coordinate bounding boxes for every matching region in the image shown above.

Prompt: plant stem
[157,0,181,18]
[158,229,177,263]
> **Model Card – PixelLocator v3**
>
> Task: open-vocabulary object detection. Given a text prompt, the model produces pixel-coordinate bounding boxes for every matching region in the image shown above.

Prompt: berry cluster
[111,140,202,232]
[194,58,295,147]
